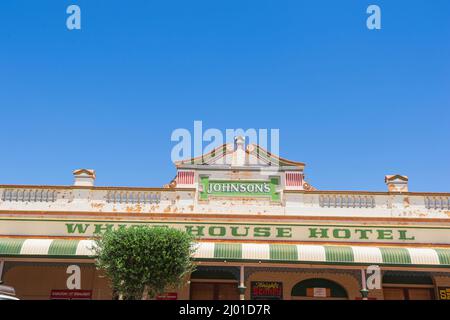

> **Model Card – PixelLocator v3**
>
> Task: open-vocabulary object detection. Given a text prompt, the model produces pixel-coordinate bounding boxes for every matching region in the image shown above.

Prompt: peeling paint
[126,205,143,213]
[403,197,410,208]
[91,202,105,210]
[163,206,172,213]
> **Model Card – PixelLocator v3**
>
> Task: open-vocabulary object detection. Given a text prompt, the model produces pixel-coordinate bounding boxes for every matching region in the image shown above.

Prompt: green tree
[94,226,196,300]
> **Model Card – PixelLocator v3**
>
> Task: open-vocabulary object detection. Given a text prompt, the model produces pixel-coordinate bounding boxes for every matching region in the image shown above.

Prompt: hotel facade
[1,137,450,300]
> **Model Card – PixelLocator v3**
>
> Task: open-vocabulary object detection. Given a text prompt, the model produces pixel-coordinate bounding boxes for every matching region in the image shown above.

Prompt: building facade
[1,137,450,300]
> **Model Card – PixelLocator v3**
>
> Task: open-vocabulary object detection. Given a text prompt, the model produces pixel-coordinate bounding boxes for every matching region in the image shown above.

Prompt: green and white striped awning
[1,239,450,268]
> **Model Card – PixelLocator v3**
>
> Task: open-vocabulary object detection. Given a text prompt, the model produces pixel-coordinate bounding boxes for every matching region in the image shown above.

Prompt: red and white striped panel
[286,172,303,187]
[176,171,195,185]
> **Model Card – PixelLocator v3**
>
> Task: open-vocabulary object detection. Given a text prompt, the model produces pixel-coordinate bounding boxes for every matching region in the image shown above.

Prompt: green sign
[1,218,444,243]
[199,177,280,201]
[63,223,416,242]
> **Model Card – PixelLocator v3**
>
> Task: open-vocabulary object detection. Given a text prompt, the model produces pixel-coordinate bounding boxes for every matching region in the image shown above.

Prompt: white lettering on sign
[207,182,271,194]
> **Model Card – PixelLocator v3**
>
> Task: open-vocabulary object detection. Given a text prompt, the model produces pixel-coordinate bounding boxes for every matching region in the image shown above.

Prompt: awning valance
[1,238,450,268]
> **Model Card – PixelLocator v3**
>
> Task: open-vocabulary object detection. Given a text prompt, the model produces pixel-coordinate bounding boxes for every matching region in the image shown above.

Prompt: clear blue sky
[0,1,449,192]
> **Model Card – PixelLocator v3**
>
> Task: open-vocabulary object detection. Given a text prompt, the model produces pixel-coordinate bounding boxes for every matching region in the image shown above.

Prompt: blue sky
[0,1,449,191]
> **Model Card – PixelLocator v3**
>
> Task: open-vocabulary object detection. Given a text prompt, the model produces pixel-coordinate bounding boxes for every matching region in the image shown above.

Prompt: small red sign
[50,290,92,300]
[156,292,178,300]
[251,282,283,300]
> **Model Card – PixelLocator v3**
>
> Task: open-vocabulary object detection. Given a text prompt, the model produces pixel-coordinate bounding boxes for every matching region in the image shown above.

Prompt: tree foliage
[94,226,196,299]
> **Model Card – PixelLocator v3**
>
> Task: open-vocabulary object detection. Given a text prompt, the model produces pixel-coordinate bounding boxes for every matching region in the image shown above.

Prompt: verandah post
[238,265,246,300]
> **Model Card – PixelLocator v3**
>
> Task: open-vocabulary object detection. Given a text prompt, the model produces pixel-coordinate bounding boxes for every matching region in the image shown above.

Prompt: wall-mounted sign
[50,290,92,300]
[438,287,450,300]
[1,217,447,244]
[311,287,328,298]
[199,177,280,201]
[251,281,283,300]
[156,292,178,300]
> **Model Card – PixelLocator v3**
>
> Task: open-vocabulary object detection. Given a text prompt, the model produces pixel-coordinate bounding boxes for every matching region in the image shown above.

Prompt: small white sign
[313,287,327,298]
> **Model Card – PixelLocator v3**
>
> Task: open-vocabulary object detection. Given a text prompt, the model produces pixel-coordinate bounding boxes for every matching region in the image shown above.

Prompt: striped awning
[1,238,450,268]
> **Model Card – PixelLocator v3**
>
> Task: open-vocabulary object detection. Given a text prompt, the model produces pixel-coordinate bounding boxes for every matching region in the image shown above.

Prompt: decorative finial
[235,136,245,150]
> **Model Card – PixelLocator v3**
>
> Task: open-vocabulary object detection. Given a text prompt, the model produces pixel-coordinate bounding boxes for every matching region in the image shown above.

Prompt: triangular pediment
[175,143,234,166]
[169,137,316,191]
[175,138,304,169]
